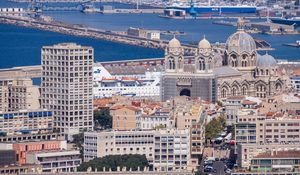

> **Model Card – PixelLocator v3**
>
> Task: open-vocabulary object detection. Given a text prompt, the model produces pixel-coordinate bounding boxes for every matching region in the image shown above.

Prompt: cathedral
[161,19,288,102]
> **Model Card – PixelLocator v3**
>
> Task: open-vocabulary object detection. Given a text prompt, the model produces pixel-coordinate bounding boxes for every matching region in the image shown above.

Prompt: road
[213,161,226,175]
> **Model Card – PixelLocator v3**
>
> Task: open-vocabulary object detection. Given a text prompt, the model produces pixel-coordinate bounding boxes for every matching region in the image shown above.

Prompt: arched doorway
[180,89,191,97]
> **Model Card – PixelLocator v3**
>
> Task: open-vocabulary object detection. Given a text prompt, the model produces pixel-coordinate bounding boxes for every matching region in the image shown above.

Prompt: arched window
[232,88,237,96]
[199,58,205,71]
[242,86,247,95]
[178,57,183,69]
[266,69,269,75]
[275,83,282,91]
[231,54,238,67]
[172,60,175,69]
[256,84,267,98]
[221,88,227,98]
[242,54,248,67]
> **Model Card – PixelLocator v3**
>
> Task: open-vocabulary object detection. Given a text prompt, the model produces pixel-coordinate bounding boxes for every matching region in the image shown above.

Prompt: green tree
[77,154,149,172]
[153,124,166,129]
[205,116,226,140]
[94,108,112,129]
[72,132,84,158]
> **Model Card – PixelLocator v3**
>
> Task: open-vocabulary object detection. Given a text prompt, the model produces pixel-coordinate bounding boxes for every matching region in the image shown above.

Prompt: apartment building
[224,96,259,125]
[140,108,170,130]
[26,150,81,173]
[111,105,141,130]
[0,110,53,135]
[153,129,190,172]
[172,96,203,130]
[290,70,300,92]
[0,78,40,113]
[235,108,260,145]
[224,96,245,125]
[236,109,300,145]
[84,129,191,172]
[40,43,94,138]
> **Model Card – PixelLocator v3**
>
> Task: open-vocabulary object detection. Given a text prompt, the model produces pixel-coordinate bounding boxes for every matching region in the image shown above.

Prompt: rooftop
[254,150,300,159]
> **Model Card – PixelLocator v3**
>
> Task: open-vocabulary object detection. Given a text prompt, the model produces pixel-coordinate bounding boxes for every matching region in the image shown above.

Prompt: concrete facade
[0,78,40,113]
[84,129,191,172]
[40,43,94,138]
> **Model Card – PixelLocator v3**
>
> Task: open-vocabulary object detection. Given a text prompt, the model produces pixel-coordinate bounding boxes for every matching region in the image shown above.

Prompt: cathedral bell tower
[165,37,184,73]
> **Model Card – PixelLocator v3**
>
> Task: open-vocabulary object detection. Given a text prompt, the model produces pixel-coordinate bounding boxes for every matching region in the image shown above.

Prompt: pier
[0,15,272,54]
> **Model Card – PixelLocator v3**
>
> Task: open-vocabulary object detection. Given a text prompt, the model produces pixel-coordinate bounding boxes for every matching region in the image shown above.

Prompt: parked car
[204,166,214,172]
[225,168,232,174]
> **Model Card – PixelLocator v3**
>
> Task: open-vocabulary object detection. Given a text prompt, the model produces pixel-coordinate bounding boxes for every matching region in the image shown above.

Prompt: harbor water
[0,0,299,69]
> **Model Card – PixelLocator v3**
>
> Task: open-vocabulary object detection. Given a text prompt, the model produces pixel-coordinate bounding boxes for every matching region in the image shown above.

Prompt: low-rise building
[84,130,154,163]
[0,132,64,143]
[249,150,300,173]
[0,140,67,165]
[0,164,42,175]
[26,150,81,173]
[237,142,300,168]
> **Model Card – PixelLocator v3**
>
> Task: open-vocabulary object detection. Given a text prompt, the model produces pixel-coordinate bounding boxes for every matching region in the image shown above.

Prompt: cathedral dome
[168,37,181,48]
[256,53,277,67]
[198,37,211,49]
[226,31,256,54]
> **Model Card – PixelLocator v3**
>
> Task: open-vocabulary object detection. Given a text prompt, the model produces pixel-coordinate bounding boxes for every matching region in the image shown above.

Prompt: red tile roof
[254,150,300,159]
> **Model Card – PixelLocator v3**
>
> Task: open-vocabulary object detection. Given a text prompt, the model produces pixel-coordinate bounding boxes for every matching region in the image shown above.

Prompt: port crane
[188,0,197,18]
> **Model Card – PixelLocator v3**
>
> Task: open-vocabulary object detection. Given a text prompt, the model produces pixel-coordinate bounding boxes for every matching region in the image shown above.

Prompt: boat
[270,17,300,27]
[282,40,300,48]
[166,3,257,15]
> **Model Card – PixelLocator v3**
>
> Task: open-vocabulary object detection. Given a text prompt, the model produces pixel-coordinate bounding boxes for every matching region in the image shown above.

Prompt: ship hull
[166,6,257,14]
[270,18,300,27]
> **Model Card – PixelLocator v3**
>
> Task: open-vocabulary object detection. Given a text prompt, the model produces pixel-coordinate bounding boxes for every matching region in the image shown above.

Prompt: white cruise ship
[93,63,161,98]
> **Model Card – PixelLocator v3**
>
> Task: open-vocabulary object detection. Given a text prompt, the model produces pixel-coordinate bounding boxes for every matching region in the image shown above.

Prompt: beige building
[84,129,191,172]
[235,106,300,168]
[111,105,141,130]
[40,43,94,138]
[236,109,300,145]
[0,78,40,113]
[174,97,203,130]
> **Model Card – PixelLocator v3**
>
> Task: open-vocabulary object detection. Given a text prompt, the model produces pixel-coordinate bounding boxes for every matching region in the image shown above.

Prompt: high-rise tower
[41,43,94,139]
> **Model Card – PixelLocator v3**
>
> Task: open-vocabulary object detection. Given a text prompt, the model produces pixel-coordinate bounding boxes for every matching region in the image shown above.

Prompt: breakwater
[0,15,198,55]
